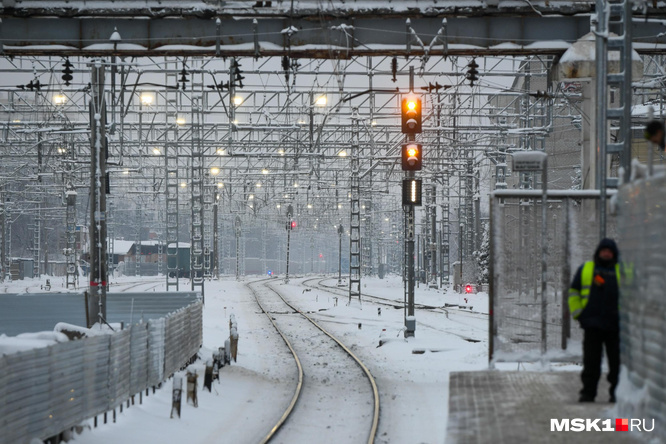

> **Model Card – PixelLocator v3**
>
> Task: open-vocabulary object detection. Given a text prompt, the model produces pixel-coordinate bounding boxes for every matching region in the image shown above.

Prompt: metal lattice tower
[30,206,41,278]
[3,199,10,282]
[348,111,361,302]
[439,174,450,286]
[203,173,215,280]
[429,184,438,288]
[361,200,372,277]
[65,184,77,289]
[106,198,114,279]
[190,96,205,296]
[596,0,633,238]
[465,155,475,257]
[424,185,434,284]
[165,139,180,291]
[235,215,241,281]
[135,206,142,276]
[0,192,6,282]
[261,221,267,275]
[240,230,246,277]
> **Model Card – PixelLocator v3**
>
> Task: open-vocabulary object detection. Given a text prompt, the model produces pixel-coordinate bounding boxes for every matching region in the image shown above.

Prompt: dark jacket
[570,238,620,331]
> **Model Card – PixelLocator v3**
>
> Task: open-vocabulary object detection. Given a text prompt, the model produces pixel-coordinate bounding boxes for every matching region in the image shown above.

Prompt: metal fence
[616,173,666,443]
[0,300,202,444]
[489,190,616,363]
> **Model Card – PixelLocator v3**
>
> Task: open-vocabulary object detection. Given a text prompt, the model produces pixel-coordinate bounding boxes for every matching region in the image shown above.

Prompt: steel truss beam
[2,2,666,57]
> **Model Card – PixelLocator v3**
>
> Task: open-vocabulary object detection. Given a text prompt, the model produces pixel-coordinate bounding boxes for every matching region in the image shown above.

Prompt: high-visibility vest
[568,261,621,320]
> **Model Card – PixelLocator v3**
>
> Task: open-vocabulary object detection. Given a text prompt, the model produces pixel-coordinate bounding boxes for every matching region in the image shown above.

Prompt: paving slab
[447,371,640,444]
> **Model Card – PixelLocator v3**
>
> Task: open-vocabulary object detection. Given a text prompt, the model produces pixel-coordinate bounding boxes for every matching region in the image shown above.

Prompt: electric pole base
[404,316,416,338]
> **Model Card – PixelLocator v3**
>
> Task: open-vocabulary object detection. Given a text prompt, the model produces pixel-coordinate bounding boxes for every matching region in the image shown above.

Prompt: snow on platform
[447,371,640,443]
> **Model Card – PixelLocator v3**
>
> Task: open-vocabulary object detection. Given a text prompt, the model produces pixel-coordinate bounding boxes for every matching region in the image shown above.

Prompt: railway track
[111,278,164,293]
[299,277,486,343]
[304,277,488,320]
[247,278,380,444]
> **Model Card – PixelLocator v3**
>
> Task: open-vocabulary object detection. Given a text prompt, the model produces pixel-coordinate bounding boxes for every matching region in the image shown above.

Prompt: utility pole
[285,204,293,284]
[0,191,5,282]
[337,224,344,286]
[401,66,422,338]
[87,60,108,328]
[213,190,219,278]
[235,215,241,281]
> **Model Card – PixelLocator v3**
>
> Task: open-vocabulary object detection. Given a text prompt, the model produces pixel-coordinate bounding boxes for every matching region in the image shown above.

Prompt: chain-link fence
[0,299,202,443]
[616,172,666,443]
[489,190,617,363]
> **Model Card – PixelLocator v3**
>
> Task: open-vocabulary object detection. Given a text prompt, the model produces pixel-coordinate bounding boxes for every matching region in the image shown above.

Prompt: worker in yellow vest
[568,238,620,403]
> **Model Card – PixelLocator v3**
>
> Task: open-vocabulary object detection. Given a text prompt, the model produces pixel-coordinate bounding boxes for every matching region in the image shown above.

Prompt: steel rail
[247,277,380,444]
[246,278,304,444]
[304,276,487,319]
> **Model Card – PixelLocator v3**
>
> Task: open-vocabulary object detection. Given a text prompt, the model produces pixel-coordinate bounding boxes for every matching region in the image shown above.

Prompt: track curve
[247,278,380,444]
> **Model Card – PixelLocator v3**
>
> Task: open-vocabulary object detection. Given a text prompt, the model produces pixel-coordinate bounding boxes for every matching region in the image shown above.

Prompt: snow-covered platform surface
[447,371,638,443]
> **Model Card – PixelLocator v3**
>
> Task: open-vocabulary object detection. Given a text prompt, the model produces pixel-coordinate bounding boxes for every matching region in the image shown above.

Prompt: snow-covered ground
[1,274,492,443]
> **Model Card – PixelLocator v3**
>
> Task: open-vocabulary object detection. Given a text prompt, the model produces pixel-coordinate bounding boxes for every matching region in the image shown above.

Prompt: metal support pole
[235,215,241,281]
[595,0,608,239]
[213,192,219,278]
[405,193,415,338]
[348,110,361,302]
[135,206,142,277]
[65,184,77,289]
[337,224,343,285]
[404,65,416,337]
[540,160,548,360]
[430,185,438,288]
[285,225,291,284]
[0,192,5,282]
[87,60,108,328]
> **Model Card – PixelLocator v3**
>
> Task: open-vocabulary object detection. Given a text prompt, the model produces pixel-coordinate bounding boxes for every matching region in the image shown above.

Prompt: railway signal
[402,178,422,206]
[401,143,422,171]
[401,97,422,133]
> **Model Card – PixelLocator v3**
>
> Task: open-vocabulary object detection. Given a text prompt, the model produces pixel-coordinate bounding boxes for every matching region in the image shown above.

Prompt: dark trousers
[581,327,620,399]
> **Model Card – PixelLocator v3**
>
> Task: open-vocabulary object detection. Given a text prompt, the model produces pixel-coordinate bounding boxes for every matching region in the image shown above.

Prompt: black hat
[645,120,665,150]
[594,238,618,265]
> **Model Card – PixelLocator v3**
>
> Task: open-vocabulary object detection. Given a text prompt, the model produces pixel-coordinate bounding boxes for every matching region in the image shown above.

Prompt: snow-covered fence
[489,190,617,363]
[0,299,202,444]
[616,172,666,441]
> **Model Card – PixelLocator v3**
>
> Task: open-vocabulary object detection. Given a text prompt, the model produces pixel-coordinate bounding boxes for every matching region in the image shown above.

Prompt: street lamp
[140,92,155,106]
[315,95,327,106]
[233,96,243,106]
[210,167,220,176]
[53,94,67,106]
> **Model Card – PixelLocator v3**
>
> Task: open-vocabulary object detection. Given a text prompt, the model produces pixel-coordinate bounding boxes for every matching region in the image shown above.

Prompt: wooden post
[186,371,198,407]
[171,376,182,419]
[204,360,213,392]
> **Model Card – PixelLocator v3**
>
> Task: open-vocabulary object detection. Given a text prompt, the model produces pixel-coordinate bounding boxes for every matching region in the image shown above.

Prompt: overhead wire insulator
[179,66,189,90]
[62,58,74,86]
[466,58,479,87]
[391,57,398,83]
